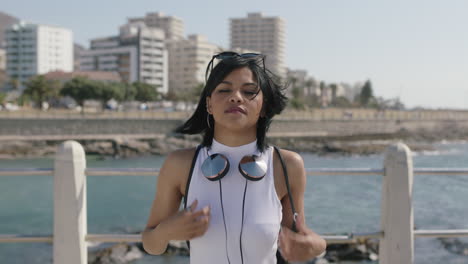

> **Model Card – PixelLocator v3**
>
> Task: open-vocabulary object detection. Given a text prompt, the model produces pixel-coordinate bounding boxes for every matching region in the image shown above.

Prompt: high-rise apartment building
[230,13,286,78]
[0,11,19,48]
[166,34,221,94]
[73,43,85,71]
[80,22,168,94]
[0,48,5,70]
[127,12,184,40]
[5,22,73,88]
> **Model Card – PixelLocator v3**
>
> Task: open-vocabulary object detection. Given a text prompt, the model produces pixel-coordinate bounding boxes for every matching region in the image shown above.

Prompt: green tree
[304,79,316,97]
[0,92,6,105]
[61,77,100,107]
[319,81,328,108]
[23,75,60,109]
[132,82,159,102]
[305,94,321,108]
[290,86,305,109]
[319,81,326,95]
[9,78,21,91]
[291,86,302,99]
[97,82,125,107]
[333,96,352,108]
[330,84,338,104]
[359,80,374,107]
[123,82,136,101]
[288,76,298,90]
[164,90,178,101]
[289,98,305,109]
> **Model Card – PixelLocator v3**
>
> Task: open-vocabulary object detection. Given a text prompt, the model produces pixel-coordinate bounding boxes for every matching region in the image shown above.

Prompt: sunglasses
[205,51,266,82]
[213,51,265,60]
[201,151,267,181]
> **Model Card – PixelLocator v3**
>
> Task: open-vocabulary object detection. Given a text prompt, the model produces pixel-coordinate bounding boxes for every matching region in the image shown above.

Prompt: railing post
[54,141,87,264]
[380,142,414,264]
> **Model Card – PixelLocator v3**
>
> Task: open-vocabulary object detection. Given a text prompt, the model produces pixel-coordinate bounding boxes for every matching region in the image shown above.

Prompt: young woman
[142,52,326,263]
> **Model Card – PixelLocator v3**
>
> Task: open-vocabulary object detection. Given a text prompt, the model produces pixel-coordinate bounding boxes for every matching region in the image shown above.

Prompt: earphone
[183,145,298,263]
[201,148,267,264]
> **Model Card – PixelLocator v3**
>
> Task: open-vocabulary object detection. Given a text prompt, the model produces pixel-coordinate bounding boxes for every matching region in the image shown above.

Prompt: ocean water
[0,141,467,263]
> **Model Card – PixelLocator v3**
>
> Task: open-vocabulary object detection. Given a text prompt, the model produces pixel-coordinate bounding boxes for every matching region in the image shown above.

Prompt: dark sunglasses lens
[215,52,238,60]
[201,154,229,181]
[239,155,267,180]
[240,53,261,58]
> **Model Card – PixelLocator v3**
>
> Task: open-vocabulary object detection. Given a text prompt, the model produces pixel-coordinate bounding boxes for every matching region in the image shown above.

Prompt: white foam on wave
[87,241,103,249]
[412,148,462,157]
[438,139,468,145]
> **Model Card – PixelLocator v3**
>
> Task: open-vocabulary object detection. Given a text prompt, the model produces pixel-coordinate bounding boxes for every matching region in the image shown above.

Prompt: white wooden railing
[1,140,468,264]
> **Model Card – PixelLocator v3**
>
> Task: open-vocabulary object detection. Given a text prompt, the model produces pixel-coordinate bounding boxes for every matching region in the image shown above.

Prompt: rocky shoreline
[88,235,468,263]
[1,127,468,159]
[88,239,379,264]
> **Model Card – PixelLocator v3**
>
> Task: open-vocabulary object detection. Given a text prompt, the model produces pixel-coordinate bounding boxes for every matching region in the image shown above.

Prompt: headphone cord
[239,180,248,264]
[219,180,231,264]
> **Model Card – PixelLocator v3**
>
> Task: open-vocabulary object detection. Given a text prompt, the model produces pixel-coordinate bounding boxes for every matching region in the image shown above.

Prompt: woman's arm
[141,148,211,255]
[277,149,327,261]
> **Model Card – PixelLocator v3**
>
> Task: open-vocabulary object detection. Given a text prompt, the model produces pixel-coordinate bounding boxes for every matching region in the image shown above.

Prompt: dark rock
[88,243,144,264]
[85,141,115,156]
[323,239,379,262]
[136,240,189,257]
[164,240,190,256]
[438,237,468,256]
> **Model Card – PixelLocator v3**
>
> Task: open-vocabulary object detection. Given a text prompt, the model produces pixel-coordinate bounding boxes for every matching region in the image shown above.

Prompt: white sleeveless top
[186,139,282,264]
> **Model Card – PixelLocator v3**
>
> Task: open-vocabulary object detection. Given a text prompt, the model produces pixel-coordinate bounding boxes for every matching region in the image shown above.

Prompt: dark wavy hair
[175,54,288,152]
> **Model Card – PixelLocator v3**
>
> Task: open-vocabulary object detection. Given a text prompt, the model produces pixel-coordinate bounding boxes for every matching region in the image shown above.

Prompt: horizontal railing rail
[3,230,468,244]
[0,168,54,176]
[3,167,468,177]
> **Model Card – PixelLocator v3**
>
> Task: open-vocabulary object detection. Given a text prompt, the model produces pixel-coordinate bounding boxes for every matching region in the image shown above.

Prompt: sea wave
[412,148,462,156]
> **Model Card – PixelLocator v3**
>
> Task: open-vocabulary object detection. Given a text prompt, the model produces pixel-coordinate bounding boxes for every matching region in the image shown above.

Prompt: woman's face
[206,66,264,133]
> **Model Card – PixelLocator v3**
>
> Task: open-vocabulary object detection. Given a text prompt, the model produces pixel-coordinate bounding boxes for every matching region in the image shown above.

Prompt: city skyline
[2,0,468,109]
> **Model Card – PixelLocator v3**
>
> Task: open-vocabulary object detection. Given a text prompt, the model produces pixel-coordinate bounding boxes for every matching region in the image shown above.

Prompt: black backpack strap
[183,144,203,209]
[273,146,298,232]
[183,144,203,250]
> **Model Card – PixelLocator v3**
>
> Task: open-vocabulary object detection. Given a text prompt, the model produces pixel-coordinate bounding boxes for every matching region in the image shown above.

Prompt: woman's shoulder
[164,147,199,168]
[273,148,306,182]
[159,147,200,184]
[272,147,305,169]
[157,147,200,195]
[271,147,306,199]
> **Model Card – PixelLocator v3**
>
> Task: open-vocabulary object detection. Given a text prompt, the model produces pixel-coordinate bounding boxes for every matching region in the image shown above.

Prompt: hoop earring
[207,114,212,129]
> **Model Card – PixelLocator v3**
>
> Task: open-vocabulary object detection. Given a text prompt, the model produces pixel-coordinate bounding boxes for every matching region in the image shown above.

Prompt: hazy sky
[3,0,468,109]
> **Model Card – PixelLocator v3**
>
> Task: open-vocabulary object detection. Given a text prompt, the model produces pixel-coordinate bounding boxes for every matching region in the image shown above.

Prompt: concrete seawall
[0,119,183,136]
[270,119,468,137]
[1,117,468,139]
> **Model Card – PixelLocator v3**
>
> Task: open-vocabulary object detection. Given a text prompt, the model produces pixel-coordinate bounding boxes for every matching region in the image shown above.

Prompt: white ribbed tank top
[186,139,283,264]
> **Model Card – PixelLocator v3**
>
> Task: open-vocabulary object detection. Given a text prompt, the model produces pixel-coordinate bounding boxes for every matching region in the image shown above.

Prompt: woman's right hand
[160,199,210,241]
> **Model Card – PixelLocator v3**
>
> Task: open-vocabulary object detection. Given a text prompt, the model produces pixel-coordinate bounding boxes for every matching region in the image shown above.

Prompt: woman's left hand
[278,216,327,262]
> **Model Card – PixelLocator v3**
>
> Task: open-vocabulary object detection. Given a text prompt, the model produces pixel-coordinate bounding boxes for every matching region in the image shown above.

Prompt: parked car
[5,103,19,111]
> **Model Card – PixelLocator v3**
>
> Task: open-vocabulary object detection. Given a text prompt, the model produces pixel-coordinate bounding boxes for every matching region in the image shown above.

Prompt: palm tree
[330,84,338,105]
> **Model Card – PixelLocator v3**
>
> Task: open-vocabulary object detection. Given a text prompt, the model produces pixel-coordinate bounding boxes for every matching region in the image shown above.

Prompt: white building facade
[80,23,168,94]
[0,48,5,70]
[166,34,221,94]
[230,13,286,78]
[5,22,73,88]
[127,12,184,40]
